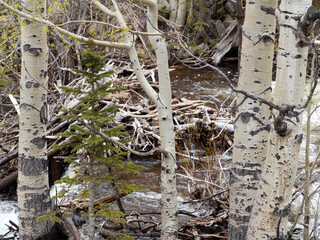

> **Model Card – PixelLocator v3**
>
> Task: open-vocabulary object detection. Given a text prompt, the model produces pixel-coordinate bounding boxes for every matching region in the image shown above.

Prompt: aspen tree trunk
[176,0,187,27]
[92,1,178,238]
[169,0,178,22]
[247,1,312,239]
[4,0,178,237]
[146,2,178,239]
[228,0,277,239]
[18,0,51,239]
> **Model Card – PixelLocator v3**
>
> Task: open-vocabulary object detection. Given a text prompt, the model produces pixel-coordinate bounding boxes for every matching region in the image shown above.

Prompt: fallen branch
[58,192,127,210]
[0,171,18,191]
[66,108,169,158]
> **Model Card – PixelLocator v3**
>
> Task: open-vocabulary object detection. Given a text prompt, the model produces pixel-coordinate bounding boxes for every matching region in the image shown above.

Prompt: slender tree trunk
[146,3,178,239]
[228,0,277,239]
[169,0,178,22]
[303,103,311,240]
[93,1,178,238]
[247,1,312,239]
[18,0,51,239]
[88,157,95,240]
[176,0,187,27]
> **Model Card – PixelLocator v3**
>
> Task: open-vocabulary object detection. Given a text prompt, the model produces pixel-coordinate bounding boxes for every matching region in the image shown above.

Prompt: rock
[225,0,237,14]
[223,14,235,28]
[215,20,226,38]
[196,43,207,54]
[177,48,193,59]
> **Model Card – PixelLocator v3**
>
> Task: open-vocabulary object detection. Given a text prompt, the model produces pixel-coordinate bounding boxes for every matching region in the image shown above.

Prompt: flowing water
[0,65,237,236]
[171,63,237,103]
[4,63,320,238]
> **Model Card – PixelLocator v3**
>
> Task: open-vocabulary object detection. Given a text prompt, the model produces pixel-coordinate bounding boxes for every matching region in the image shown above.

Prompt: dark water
[171,63,237,102]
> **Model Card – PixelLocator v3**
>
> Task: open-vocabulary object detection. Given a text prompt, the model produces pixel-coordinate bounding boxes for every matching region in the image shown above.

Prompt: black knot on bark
[274,120,287,136]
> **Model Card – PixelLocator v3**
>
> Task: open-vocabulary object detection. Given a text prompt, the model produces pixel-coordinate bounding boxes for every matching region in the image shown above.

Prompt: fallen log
[0,137,73,190]
[212,19,238,65]
[58,192,127,210]
[0,151,17,167]
[0,120,71,167]
[0,171,18,191]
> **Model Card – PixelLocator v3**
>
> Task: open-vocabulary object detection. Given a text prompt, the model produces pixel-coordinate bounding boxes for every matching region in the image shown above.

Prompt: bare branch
[56,20,161,36]
[67,108,169,158]
[0,0,131,49]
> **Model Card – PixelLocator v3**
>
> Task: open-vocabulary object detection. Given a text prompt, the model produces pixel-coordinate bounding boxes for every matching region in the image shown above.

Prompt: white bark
[176,0,187,27]
[5,0,178,237]
[247,1,312,239]
[18,0,51,239]
[146,2,178,239]
[228,0,277,239]
[169,0,178,22]
[94,1,178,238]
[91,0,159,105]
[303,103,311,240]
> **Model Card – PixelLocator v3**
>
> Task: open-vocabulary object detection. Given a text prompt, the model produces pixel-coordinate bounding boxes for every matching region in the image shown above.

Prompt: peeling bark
[228,0,277,239]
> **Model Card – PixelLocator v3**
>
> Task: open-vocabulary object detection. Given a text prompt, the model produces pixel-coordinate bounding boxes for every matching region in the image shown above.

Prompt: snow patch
[0,201,18,235]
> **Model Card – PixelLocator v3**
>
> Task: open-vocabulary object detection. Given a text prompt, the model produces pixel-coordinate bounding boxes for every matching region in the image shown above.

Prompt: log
[0,151,17,166]
[58,192,127,210]
[0,137,73,189]
[0,120,71,167]
[0,171,18,191]
[212,20,238,65]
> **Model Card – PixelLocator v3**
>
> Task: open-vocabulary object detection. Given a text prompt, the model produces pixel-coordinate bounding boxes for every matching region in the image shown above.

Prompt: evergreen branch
[66,108,168,158]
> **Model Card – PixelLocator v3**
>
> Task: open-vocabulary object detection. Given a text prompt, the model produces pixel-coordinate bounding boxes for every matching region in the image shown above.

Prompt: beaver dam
[0,63,237,239]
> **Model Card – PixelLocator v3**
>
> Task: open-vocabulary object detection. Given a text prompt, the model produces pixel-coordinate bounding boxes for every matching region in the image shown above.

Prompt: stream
[1,63,319,239]
[0,65,237,237]
[171,63,237,102]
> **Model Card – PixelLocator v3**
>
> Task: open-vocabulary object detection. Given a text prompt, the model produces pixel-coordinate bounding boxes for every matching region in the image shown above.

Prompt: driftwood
[179,209,228,239]
[58,192,127,210]
[0,220,19,240]
[175,120,234,133]
[212,20,238,65]
[0,63,234,204]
